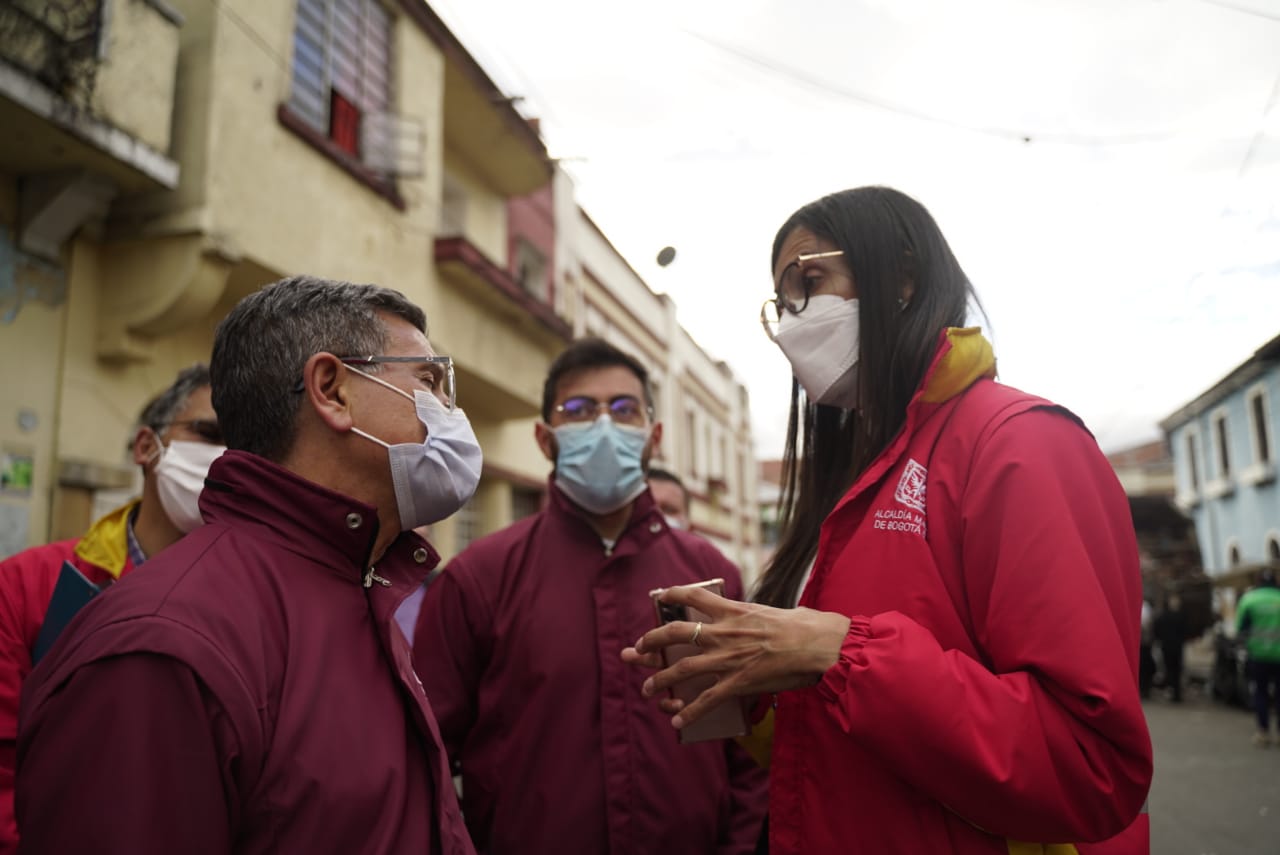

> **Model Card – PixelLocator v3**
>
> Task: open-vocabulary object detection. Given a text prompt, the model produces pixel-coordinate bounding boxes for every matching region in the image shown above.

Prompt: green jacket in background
[1236,584,1280,663]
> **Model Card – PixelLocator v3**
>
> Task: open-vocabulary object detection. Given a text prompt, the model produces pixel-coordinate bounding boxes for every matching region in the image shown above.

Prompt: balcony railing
[0,0,103,108]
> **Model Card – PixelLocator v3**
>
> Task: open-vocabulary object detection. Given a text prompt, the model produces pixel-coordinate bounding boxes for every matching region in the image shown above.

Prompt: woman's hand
[620,584,852,730]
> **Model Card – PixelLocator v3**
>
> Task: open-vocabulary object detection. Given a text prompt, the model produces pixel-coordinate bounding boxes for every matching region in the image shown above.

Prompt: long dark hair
[754,187,982,608]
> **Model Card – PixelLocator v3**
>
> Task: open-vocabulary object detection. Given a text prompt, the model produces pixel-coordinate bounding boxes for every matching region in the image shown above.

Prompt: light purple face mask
[347,369,483,530]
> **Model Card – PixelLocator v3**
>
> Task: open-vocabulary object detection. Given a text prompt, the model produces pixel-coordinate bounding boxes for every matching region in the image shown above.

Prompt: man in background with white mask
[17,277,479,854]
[412,337,766,855]
[0,363,221,853]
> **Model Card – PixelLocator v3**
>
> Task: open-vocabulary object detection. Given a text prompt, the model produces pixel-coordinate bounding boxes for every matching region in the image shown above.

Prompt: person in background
[16,277,482,854]
[624,186,1152,854]
[1236,568,1280,746]
[648,466,691,531]
[0,364,222,854]
[1139,596,1156,699]
[1154,593,1188,703]
[413,337,767,855]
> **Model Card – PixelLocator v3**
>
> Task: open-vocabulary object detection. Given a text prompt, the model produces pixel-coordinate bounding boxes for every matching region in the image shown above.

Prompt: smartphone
[649,578,749,744]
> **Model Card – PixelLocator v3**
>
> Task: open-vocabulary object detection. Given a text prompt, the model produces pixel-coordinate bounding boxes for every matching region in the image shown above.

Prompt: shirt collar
[125,504,148,567]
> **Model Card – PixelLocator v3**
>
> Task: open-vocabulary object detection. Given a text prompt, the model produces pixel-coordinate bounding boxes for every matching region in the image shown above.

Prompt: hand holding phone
[649,578,749,744]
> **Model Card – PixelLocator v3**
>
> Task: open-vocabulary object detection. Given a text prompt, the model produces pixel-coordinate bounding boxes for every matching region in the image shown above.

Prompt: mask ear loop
[142,427,165,467]
[345,366,415,451]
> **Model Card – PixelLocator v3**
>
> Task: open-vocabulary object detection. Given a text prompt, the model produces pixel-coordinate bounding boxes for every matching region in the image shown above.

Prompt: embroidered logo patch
[894,458,928,513]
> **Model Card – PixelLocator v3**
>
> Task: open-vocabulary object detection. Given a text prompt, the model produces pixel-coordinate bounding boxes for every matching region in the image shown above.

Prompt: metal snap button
[412,548,429,564]
[346,513,363,529]
[650,522,662,533]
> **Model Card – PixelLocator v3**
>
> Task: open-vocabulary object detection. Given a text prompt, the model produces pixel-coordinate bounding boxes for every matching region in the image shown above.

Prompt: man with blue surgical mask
[413,337,767,855]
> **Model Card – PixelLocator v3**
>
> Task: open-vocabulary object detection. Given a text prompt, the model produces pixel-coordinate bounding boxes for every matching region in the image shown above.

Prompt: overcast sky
[431,0,1280,457]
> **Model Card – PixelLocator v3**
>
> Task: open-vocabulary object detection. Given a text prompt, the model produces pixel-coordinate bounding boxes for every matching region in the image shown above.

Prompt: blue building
[1161,332,1280,584]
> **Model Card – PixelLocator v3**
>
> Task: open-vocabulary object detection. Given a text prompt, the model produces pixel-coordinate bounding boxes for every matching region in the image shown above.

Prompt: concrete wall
[94,0,182,153]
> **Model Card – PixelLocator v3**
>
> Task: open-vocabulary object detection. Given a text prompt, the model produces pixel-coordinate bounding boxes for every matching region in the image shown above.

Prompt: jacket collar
[545,476,665,554]
[919,327,996,404]
[830,327,995,516]
[72,498,141,579]
[200,450,437,586]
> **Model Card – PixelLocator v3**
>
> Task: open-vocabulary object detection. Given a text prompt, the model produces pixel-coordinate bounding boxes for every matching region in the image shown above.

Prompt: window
[513,239,549,301]
[289,0,391,163]
[685,409,698,477]
[511,486,542,521]
[454,496,480,552]
[1246,383,1273,471]
[1213,411,1230,478]
[1186,430,1200,491]
[1252,391,1272,464]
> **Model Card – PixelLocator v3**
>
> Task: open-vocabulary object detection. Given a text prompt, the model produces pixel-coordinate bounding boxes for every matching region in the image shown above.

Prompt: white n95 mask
[772,294,860,409]
[153,440,225,533]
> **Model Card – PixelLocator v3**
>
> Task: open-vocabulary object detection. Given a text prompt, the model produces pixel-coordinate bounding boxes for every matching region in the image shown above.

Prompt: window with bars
[289,0,391,164]
[454,497,481,552]
[511,487,543,521]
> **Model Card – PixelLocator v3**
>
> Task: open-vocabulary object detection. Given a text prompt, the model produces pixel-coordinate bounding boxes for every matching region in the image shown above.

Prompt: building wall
[94,0,182,152]
[1168,366,1280,575]
[564,200,759,584]
[1,1,758,576]
[0,0,184,553]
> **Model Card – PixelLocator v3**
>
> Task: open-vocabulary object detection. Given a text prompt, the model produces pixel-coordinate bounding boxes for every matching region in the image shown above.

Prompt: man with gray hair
[16,276,483,854]
[0,363,222,853]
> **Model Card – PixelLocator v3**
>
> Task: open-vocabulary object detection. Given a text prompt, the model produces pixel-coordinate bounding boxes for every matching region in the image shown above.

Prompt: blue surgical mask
[553,415,649,515]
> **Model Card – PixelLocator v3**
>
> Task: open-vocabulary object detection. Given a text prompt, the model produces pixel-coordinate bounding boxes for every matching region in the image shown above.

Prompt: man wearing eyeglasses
[16,276,480,854]
[412,337,767,855]
[0,363,223,853]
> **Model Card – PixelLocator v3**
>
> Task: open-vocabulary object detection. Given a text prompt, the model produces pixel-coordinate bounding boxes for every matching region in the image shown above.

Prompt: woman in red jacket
[625,187,1153,855]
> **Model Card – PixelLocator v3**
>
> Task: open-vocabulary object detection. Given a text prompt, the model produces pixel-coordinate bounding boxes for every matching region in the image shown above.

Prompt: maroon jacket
[413,483,768,855]
[16,451,474,855]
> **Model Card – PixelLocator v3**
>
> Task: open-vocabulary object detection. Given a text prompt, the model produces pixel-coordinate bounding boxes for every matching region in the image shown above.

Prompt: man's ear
[302,353,353,433]
[132,426,159,467]
[534,421,557,464]
[648,421,664,456]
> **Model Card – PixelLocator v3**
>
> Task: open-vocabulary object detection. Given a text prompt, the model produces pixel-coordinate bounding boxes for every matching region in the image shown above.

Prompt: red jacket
[413,483,768,855]
[770,329,1152,854]
[16,451,474,855]
[0,501,140,854]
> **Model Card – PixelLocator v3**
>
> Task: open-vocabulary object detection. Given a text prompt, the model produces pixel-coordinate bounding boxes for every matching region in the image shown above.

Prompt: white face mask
[348,369,484,530]
[662,514,687,531]
[772,294,860,409]
[152,439,226,533]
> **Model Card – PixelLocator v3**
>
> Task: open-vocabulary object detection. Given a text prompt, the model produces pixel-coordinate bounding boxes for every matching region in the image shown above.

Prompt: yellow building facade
[0,0,756,576]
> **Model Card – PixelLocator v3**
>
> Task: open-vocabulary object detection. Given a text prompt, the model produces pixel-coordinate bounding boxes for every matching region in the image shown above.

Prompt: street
[1147,688,1279,854]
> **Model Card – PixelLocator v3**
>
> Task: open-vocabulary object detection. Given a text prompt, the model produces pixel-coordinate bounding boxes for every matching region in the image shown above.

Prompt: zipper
[363,566,392,588]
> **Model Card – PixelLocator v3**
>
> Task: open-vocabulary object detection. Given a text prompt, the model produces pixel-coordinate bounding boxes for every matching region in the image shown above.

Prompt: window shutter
[289,0,330,132]
[330,0,363,103]
[361,0,391,113]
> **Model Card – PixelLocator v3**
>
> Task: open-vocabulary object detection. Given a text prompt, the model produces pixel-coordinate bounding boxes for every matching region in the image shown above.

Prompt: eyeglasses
[760,250,845,341]
[160,419,223,445]
[553,395,651,426]
[341,355,456,412]
[291,355,456,411]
